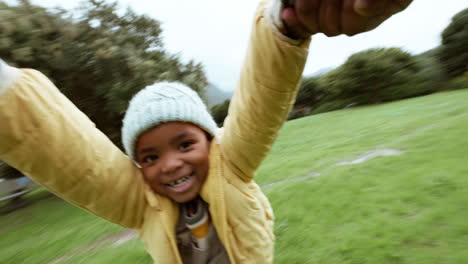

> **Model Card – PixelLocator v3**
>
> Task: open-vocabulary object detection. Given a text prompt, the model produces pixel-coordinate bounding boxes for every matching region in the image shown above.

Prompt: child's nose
[160,155,183,174]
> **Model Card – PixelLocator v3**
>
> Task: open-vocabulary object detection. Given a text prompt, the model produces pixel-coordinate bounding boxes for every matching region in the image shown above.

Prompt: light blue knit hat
[121,82,218,160]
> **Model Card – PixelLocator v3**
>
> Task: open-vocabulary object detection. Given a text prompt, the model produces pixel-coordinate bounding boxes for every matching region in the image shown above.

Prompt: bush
[294,76,323,107]
[311,98,359,115]
[287,107,311,120]
[289,46,456,118]
[438,8,468,78]
[445,74,468,91]
[316,48,447,106]
[379,74,439,102]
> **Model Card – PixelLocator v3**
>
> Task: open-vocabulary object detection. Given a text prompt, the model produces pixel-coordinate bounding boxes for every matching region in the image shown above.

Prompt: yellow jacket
[0,1,310,263]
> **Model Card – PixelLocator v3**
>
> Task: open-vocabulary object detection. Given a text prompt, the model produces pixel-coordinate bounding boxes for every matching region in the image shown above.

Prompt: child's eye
[142,155,158,164]
[179,141,194,151]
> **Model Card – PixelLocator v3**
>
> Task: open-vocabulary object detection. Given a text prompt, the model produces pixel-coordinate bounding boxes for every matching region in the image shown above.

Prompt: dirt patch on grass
[262,172,321,189]
[262,149,404,189]
[336,149,403,166]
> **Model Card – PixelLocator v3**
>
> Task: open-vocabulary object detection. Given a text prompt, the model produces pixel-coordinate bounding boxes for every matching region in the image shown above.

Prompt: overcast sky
[17,0,468,91]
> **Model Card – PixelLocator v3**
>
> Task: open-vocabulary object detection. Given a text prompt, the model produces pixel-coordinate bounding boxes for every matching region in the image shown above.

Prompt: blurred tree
[288,76,324,119]
[294,76,323,107]
[415,47,445,81]
[438,8,468,78]
[211,100,230,127]
[319,48,426,105]
[0,0,208,179]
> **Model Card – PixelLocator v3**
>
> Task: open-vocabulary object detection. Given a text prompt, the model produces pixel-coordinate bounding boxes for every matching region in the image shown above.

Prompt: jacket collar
[144,184,162,210]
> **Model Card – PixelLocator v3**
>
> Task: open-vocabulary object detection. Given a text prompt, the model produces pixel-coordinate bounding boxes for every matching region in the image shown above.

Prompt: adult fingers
[281,7,311,39]
[294,0,321,35]
[341,0,369,36]
[355,0,413,17]
[354,0,389,17]
[362,14,390,33]
[319,0,343,37]
[391,0,413,13]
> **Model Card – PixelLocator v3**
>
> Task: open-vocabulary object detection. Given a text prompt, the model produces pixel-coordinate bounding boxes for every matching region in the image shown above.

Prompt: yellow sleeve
[0,68,146,228]
[220,0,311,181]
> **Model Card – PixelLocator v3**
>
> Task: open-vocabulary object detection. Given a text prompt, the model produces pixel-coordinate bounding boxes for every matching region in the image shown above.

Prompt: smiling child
[0,0,412,263]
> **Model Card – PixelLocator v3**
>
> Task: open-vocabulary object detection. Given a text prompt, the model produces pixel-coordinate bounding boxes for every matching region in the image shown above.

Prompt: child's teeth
[168,175,191,186]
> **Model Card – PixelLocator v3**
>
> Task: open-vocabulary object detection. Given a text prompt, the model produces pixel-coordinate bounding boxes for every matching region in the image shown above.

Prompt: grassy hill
[1,89,467,263]
[258,89,468,263]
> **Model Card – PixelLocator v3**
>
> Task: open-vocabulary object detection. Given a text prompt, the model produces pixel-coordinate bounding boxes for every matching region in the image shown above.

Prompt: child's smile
[165,174,194,189]
[135,122,211,203]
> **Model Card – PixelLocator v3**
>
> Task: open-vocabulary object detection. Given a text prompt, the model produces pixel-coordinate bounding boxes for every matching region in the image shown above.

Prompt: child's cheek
[142,168,155,183]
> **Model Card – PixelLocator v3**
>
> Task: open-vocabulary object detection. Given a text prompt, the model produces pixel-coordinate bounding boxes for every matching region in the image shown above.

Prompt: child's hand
[281,0,413,39]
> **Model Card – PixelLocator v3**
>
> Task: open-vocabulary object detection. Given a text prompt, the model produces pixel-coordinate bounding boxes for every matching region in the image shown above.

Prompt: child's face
[135,122,211,203]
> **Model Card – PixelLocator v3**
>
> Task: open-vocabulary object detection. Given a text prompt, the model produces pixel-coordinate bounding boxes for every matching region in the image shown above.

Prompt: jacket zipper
[218,150,235,263]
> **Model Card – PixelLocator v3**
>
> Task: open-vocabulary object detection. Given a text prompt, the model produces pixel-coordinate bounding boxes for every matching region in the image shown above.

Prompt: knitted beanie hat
[121,82,218,160]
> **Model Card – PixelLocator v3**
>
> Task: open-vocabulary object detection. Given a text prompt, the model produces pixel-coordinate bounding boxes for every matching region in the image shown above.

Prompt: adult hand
[281,0,413,38]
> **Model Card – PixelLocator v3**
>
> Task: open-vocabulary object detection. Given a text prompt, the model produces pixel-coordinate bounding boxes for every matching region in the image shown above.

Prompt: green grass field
[1,89,467,263]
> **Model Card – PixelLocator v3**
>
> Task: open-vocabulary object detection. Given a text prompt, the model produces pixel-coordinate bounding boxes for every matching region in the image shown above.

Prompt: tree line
[0,0,208,179]
[0,2,466,179]
[211,7,467,123]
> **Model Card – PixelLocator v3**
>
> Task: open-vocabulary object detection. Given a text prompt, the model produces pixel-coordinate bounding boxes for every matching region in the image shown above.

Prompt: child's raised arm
[219,0,311,181]
[0,60,146,228]
[219,0,413,182]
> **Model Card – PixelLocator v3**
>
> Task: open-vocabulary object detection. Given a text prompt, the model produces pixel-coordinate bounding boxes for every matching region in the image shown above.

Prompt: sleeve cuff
[0,60,21,96]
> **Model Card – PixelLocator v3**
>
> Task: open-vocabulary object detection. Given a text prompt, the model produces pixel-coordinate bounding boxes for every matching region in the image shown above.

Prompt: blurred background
[0,0,467,263]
